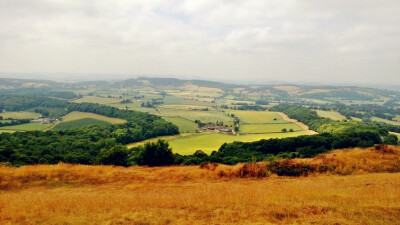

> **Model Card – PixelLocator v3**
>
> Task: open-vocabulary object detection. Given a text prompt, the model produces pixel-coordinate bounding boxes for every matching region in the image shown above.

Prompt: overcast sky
[0,0,399,84]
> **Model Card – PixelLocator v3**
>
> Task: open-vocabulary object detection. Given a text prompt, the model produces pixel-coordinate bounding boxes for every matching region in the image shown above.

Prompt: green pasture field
[226,100,255,106]
[168,91,194,97]
[215,99,228,105]
[162,96,185,105]
[73,96,121,104]
[157,108,233,125]
[168,131,310,155]
[180,99,213,106]
[393,115,400,122]
[226,110,285,124]
[390,132,400,139]
[190,91,222,98]
[0,123,53,131]
[162,117,198,133]
[127,133,198,149]
[331,99,385,106]
[158,105,211,111]
[191,97,215,103]
[128,107,160,114]
[0,111,41,119]
[110,102,142,110]
[351,117,362,122]
[61,111,126,124]
[239,123,301,134]
[52,118,112,131]
[315,110,346,121]
[0,130,15,134]
[371,117,400,126]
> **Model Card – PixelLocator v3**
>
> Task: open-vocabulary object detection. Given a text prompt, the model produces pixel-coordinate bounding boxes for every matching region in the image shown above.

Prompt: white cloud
[0,0,399,84]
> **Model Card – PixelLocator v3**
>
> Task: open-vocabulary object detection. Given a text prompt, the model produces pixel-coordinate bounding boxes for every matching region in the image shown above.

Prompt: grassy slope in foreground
[1,146,399,225]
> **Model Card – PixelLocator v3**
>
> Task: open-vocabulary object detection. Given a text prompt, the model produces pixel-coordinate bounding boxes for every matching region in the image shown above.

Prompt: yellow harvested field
[274,85,301,92]
[1,146,400,224]
[301,89,331,95]
[315,110,346,121]
[61,111,126,124]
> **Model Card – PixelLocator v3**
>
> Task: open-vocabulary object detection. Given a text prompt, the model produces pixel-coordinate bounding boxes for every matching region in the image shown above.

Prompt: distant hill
[0,78,60,89]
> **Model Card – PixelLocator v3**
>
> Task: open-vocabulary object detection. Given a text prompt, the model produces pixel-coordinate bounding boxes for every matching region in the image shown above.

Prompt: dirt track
[277,112,318,134]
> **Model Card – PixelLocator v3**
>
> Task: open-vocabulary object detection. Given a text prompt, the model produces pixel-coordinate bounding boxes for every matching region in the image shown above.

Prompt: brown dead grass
[1,146,400,224]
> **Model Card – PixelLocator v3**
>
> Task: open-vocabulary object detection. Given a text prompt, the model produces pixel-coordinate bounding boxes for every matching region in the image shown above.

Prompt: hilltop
[1,145,400,224]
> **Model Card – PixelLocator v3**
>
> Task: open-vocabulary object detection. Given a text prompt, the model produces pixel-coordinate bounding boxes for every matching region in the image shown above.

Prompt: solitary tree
[136,140,174,166]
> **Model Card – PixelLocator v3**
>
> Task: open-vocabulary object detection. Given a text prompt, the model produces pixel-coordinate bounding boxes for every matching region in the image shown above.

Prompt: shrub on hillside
[135,140,175,167]
[268,160,315,177]
[100,145,129,166]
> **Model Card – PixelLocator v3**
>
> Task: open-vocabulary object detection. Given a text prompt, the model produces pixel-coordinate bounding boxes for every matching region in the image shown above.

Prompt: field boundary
[277,112,318,134]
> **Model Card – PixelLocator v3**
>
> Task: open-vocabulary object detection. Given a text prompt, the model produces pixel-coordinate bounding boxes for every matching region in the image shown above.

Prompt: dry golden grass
[1,146,400,224]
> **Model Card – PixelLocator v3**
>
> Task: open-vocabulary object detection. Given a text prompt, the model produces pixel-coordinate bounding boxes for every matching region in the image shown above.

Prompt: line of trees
[0,119,30,127]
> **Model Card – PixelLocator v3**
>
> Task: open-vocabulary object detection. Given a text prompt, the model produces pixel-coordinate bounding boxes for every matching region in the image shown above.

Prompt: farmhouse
[31,118,59,124]
[201,123,233,133]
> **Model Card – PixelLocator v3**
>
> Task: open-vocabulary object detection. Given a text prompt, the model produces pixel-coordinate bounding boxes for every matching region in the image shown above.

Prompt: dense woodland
[0,94,179,166]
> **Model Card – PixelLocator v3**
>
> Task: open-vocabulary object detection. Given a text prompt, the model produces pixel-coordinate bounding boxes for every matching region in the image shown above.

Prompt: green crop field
[61,111,126,124]
[371,117,400,126]
[159,105,211,111]
[158,108,233,125]
[52,118,112,131]
[162,96,184,105]
[128,107,160,114]
[0,123,53,131]
[0,130,15,134]
[73,96,121,104]
[226,100,255,106]
[163,116,198,133]
[226,110,285,124]
[239,123,301,134]
[110,102,142,110]
[390,132,400,139]
[351,117,362,122]
[168,132,310,155]
[315,110,346,121]
[0,111,41,119]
